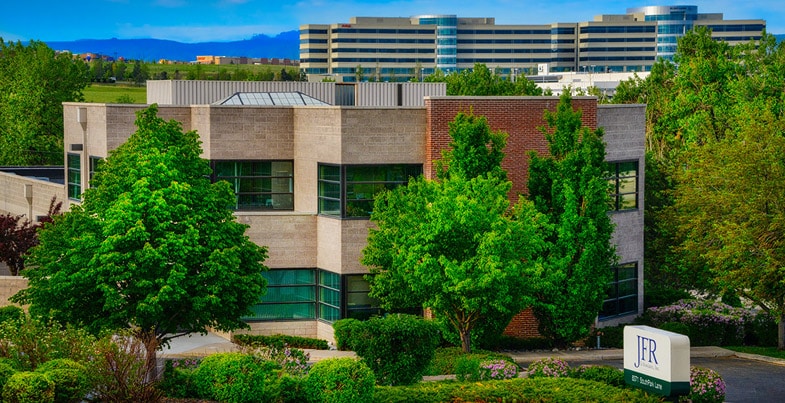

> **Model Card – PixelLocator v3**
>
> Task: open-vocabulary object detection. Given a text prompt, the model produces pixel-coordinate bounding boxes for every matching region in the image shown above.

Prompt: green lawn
[82,83,147,104]
[725,346,785,359]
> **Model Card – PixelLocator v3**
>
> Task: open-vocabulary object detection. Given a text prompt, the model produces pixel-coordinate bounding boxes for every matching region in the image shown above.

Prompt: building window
[211,160,294,211]
[318,164,422,218]
[345,275,381,320]
[88,156,103,188]
[607,161,638,211]
[244,269,316,321]
[600,262,638,319]
[319,270,341,323]
[67,153,81,200]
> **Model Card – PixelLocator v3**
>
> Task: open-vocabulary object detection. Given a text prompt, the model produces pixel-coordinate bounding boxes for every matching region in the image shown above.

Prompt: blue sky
[2,0,782,43]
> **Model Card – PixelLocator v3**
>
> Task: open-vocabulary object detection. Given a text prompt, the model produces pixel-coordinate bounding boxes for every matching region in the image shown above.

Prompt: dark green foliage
[528,92,616,347]
[191,352,282,403]
[592,325,624,349]
[35,359,90,403]
[373,377,661,403]
[2,371,55,403]
[304,357,375,403]
[159,359,200,399]
[0,360,16,394]
[571,365,625,388]
[332,318,362,351]
[232,333,329,350]
[493,335,553,351]
[276,374,307,403]
[0,306,23,325]
[351,314,440,386]
[659,322,691,336]
[745,311,778,347]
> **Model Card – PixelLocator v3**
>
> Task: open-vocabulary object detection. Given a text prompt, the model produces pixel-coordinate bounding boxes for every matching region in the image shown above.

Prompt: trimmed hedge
[305,357,375,403]
[332,318,362,351]
[233,334,329,350]
[373,377,661,402]
[571,364,625,388]
[350,314,440,386]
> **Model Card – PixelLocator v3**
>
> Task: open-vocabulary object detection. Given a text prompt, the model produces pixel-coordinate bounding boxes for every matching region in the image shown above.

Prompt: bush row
[639,299,777,346]
[232,333,329,350]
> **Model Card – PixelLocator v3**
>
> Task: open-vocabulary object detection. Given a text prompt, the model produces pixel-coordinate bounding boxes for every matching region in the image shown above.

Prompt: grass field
[725,346,785,359]
[83,83,147,104]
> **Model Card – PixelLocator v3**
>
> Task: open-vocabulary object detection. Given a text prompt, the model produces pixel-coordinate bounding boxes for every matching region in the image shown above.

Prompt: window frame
[67,153,81,200]
[600,262,639,320]
[606,160,639,211]
[210,160,294,211]
[318,163,423,219]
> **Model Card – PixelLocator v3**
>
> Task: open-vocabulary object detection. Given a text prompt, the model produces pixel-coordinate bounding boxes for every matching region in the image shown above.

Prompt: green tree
[426,63,543,96]
[0,39,90,165]
[527,93,616,347]
[362,111,545,353]
[673,101,785,348]
[13,105,268,375]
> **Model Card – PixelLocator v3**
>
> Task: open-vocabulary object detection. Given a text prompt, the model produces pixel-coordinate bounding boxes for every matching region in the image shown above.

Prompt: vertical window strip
[318,270,341,323]
[67,153,81,200]
[607,161,638,211]
[600,262,639,319]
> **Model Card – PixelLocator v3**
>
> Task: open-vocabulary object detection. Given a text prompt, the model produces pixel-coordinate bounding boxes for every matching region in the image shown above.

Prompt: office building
[0,81,644,341]
[300,5,764,82]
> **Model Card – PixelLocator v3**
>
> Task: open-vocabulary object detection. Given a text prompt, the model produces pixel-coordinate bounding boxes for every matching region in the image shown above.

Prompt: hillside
[45,30,299,62]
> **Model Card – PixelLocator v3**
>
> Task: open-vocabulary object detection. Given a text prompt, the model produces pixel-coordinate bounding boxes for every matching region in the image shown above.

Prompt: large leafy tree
[13,105,268,373]
[0,39,90,165]
[362,111,545,353]
[673,101,785,348]
[527,93,616,347]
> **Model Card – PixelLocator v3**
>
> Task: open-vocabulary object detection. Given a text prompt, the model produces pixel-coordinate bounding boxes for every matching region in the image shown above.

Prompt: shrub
[0,306,24,325]
[87,332,161,403]
[0,360,17,392]
[233,333,329,350]
[304,357,375,403]
[455,357,519,381]
[35,359,90,403]
[641,299,751,346]
[745,311,777,347]
[240,344,310,377]
[493,335,553,351]
[680,366,726,403]
[591,325,624,348]
[159,359,201,399]
[277,374,307,403]
[526,357,570,378]
[191,352,281,403]
[571,364,625,387]
[373,377,662,403]
[351,314,440,385]
[2,371,55,403]
[332,318,362,351]
[426,347,513,376]
[0,316,96,371]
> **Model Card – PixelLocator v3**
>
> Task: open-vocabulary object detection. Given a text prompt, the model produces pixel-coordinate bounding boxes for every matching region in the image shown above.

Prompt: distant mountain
[45,30,300,62]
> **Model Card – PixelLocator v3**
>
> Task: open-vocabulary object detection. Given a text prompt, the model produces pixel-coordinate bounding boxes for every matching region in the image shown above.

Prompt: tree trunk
[779,314,785,350]
[136,329,160,381]
[461,329,472,353]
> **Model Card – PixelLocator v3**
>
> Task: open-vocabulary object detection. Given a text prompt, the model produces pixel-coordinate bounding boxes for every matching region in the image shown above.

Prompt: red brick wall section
[504,308,541,338]
[424,97,599,339]
[425,97,598,203]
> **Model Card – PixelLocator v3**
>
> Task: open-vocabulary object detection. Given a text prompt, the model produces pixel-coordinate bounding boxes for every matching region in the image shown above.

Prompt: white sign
[623,325,690,397]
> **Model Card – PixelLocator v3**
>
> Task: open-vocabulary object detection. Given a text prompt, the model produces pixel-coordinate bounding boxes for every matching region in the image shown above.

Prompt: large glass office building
[300,5,765,82]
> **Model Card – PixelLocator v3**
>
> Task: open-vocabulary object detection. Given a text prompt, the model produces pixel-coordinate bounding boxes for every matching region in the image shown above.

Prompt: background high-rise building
[300,5,765,82]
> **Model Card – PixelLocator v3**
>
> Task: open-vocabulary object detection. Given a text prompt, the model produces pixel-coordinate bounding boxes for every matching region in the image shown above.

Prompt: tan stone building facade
[1,86,645,341]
